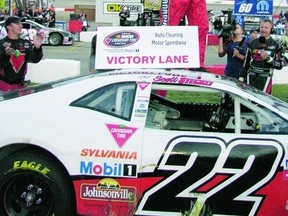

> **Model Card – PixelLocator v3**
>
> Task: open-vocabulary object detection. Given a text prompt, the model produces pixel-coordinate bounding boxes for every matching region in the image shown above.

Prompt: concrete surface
[26,59,81,83]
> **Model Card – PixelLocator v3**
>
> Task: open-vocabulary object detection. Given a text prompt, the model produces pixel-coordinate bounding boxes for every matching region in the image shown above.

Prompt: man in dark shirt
[218,23,247,79]
[89,34,97,72]
[240,18,285,94]
[0,16,43,92]
[48,10,56,28]
[119,7,128,26]
[213,16,222,34]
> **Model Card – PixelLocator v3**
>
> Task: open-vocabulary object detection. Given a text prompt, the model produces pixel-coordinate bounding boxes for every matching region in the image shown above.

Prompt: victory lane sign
[95,26,200,69]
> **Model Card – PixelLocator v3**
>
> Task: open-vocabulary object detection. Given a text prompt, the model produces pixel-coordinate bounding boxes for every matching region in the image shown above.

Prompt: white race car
[0,69,288,216]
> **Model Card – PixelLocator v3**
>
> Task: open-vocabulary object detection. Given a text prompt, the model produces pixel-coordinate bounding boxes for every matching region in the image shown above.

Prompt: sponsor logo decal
[256,1,270,14]
[134,99,149,118]
[137,81,151,91]
[153,75,214,86]
[161,0,169,25]
[104,31,140,48]
[105,4,143,13]
[81,178,136,202]
[106,124,138,148]
[13,160,50,175]
[80,161,137,178]
[80,148,137,160]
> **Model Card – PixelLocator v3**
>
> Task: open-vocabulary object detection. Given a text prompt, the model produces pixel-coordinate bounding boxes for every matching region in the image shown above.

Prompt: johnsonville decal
[80,178,136,202]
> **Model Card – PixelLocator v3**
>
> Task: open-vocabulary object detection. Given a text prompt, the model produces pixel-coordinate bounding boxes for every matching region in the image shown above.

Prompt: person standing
[0,16,43,92]
[249,27,259,41]
[218,23,247,79]
[47,10,56,28]
[159,0,209,70]
[281,19,288,61]
[89,34,97,72]
[284,11,288,21]
[15,7,24,17]
[239,18,285,94]
[144,13,151,26]
[0,9,5,21]
[213,16,222,34]
[119,7,128,26]
[79,9,89,31]
[79,9,87,20]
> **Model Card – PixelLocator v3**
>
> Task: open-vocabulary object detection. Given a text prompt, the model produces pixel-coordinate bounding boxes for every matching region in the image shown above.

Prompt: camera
[218,20,237,43]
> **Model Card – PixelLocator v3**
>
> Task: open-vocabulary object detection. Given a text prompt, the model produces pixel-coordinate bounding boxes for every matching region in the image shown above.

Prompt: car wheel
[0,148,76,216]
[49,33,62,46]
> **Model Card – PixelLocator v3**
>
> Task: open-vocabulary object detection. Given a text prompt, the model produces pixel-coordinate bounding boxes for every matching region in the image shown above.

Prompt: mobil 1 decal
[136,136,283,215]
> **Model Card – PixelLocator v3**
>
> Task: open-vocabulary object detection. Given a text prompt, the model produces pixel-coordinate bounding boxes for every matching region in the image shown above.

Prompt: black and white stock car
[0,69,288,216]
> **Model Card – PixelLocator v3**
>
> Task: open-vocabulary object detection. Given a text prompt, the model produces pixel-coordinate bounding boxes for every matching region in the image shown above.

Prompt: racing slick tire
[0,148,76,216]
[49,33,62,46]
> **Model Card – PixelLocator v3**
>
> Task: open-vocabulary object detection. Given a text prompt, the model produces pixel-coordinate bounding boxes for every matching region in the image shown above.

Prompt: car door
[137,81,288,216]
[69,78,153,215]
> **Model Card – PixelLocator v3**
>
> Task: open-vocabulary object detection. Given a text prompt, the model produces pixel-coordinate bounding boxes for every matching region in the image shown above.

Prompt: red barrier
[207,34,219,46]
[68,20,82,33]
[205,64,225,75]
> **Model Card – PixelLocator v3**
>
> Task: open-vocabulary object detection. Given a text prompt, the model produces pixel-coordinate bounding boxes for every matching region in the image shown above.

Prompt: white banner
[95,26,200,69]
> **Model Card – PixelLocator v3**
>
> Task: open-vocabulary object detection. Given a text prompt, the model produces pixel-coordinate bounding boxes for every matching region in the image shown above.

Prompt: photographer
[240,18,285,94]
[218,23,247,79]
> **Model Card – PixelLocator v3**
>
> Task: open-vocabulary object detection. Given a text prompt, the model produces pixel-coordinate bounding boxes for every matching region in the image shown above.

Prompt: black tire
[0,148,76,216]
[49,33,62,46]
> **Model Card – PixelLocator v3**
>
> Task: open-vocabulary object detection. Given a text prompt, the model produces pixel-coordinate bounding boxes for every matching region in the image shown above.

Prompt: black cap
[250,28,259,33]
[5,16,21,28]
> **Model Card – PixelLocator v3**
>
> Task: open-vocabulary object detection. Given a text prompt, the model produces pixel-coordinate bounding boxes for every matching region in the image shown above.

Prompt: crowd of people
[94,14,288,91]
[1,4,288,95]
[276,11,288,25]
[13,5,57,27]
[217,17,287,95]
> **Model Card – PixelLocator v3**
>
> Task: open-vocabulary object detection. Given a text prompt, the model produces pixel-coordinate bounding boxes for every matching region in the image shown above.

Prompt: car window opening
[145,86,288,134]
[70,82,136,121]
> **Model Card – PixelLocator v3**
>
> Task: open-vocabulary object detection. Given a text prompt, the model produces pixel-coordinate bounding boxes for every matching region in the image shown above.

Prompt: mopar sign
[104,3,144,14]
[234,0,273,16]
